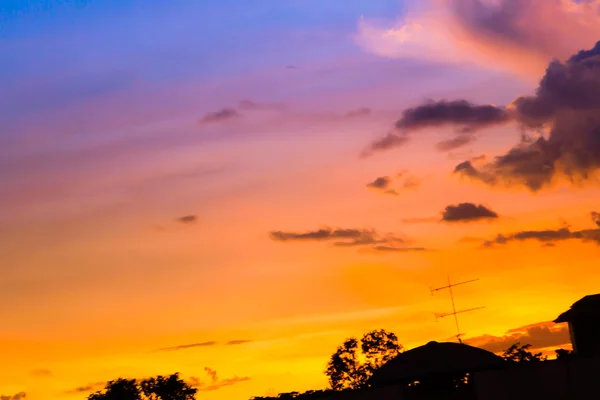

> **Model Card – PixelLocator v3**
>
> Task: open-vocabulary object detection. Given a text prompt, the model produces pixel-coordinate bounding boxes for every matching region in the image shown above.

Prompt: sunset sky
[2,0,600,399]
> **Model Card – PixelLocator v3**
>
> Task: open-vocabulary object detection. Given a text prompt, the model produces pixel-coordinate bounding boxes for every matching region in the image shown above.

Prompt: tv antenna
[430,277,484,343]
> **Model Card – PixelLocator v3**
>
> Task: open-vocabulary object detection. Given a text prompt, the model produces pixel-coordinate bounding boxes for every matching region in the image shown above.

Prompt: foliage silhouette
[88,378,142,400]
[501,342,546,364]
[140,373,197,400]
[555,348,574,360]
[87,374,196,400]
[324,329,402,390]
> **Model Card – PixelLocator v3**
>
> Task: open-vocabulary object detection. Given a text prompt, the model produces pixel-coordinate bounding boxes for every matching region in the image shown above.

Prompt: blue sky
[1,0,404,80]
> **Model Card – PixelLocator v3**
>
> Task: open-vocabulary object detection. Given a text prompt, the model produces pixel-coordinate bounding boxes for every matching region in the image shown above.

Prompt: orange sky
[2,1,600,399]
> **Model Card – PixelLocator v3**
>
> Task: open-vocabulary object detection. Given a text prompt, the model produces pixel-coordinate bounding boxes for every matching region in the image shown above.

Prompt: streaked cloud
[270,228,386,246]
[158,341,217,352]
[30,368,53,378]
[465,321,570,354]
[0,393,26,400]
[65,382,105,394]
[176,215,198,224]
[363,100,511,155]
[482,213,600,247]
[435,133,477,152]
[226,340,253,345]
[361,132,411,157]
[270,227,427,253]
[345,107,372,118]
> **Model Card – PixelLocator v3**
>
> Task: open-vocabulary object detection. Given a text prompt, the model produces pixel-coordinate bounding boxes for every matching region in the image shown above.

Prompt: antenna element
[431,277,484,343]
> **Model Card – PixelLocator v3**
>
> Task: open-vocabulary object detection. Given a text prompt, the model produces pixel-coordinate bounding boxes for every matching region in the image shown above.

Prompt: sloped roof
[554,294,600,323]
[369,341,505,386]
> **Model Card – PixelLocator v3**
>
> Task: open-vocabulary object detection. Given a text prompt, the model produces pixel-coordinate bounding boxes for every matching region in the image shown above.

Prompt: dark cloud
[454,41,600,191]
[363,100,510,155]
[65,382,105,394]
[367,172,421,195]
[30,368,53,378]
[482,213,600,247]
[592,211,600,227]
[199,108,240,124]
[176,215,198,224]
[226,340,253,345]
[188,368,251,392]
[465,321,570,354]
[345,107,372,118]
[366,176,398,195]
[158,341,217,352]
[0,393,26,400]
[442,203,499,222]
[361,132,410,157]
[435,133,477,152]
[270,227,427,253]
[395,100,510,132]
[367,176,392,190]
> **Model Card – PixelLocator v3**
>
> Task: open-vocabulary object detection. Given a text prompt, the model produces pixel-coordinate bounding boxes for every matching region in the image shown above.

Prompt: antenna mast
[430,277,484,343]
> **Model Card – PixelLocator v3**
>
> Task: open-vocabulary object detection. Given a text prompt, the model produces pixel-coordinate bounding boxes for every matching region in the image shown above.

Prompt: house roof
[369,341,505,386]
[554,294,600,323]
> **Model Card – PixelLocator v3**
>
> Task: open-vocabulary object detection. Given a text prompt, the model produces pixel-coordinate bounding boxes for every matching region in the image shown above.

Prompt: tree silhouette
[140,373,197,400]
[88,378,142,400]
[87,374,196,400]
[325,329,402,390]
[555,348,574,360]
[501,342,546,364]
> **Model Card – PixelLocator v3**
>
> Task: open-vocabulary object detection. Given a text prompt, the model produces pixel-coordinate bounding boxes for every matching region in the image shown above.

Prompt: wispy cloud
[188,367,251,392]
[355,0,600,78]
[199,108,240,124]
[158,341,217,352]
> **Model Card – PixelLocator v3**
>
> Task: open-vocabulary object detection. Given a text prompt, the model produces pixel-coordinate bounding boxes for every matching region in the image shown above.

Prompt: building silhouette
[554,293,600,358]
